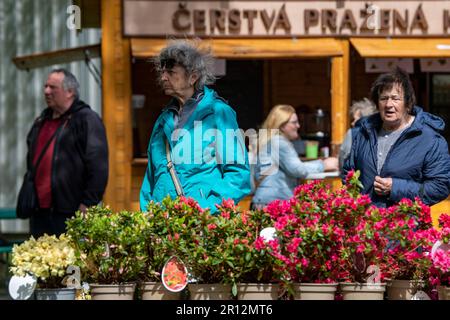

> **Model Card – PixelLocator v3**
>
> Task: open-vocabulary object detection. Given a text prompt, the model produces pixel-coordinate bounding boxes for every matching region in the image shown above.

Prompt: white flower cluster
[10,234,76,282]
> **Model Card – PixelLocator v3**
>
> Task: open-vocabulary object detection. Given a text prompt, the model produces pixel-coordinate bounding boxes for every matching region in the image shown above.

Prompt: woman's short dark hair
[154,39,216,91]
[370,67,416,113]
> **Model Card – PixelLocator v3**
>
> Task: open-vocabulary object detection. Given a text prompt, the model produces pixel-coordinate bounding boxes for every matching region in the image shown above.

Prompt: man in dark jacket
[24,69,108,237]
[343,67,450,207]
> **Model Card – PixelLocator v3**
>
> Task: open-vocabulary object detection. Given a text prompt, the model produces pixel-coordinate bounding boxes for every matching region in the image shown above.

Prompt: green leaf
[232,282,237,297]
[212,259,222,266]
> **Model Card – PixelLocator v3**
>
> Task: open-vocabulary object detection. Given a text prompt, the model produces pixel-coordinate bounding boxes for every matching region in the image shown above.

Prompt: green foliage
[66,206,151,284]
[146,197,275,296]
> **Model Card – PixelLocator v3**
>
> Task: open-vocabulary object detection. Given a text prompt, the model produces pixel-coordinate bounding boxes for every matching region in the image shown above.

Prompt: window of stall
[131,57,332,159]
[430,74,450,143]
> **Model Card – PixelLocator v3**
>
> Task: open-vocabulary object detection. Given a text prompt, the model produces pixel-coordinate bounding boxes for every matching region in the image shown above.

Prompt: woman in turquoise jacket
[140,40,251,213]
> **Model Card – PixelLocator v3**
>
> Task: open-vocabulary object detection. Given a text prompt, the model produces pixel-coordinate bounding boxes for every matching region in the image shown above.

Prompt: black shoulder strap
[30,116,70,178]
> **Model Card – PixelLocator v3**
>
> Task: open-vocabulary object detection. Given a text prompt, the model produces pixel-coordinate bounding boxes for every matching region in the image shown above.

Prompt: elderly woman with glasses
[343,67,450,207]
[251,104,338,208]
[139,40,250,213]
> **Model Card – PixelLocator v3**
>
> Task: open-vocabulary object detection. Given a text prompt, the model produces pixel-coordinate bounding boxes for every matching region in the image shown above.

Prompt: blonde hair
[259,104,296,148]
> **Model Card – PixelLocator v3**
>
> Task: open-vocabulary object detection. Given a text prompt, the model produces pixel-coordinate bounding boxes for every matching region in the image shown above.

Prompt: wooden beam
[351,38,450,58]
[12,44,100,70]
[101,0,132,211]
[131,38,344,59]
[331,39,350,156]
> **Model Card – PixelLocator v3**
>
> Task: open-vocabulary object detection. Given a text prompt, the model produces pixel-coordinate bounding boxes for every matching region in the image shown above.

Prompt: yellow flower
[10,234,77,284]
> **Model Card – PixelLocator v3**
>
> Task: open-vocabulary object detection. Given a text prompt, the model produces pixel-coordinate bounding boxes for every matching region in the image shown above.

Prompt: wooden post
[330,39,350,156]
[101,0,132,211]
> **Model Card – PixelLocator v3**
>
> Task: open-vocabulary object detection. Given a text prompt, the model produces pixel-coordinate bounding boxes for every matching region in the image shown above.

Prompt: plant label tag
[411,290,431,300]
[162,256,188,292]
[8,274,37,300]
[260,227,276,242]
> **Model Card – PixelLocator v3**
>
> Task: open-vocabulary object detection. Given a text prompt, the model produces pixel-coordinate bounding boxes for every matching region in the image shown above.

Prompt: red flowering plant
[378,198,439,286]
[255,173,384,298]
[338,173,440,285]
[337,203,391,284]
[153,197,277,297]
[146,196,213,282]
[429,214,450,288]
[141,198,192,282]
[157,196,250,293]
[223,204,277,294]
[255,170,393,296]
[302,172,388,284]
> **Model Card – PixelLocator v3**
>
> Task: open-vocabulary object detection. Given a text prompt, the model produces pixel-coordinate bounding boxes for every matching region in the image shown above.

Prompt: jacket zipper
[379,126,414,176]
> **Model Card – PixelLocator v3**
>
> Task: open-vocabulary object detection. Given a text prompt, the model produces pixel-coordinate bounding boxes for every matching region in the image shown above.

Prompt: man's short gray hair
[350,98,376,118]
[154,39,216,91]
[50,68,80,99]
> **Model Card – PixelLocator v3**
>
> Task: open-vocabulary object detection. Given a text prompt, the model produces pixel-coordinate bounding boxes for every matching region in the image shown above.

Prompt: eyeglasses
[287,120,300,125]
[379,95,403,103]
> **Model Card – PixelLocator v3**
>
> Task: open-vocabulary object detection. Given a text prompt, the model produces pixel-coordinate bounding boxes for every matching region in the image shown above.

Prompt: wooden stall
[100,0,449,226]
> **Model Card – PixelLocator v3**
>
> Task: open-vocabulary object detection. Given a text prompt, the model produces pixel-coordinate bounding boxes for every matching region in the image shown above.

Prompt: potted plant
[139,199,186,300]
[154,196,236,300]
[259,178,372,300]
[430,214,450,300]
[258,171,389,300]
[148,196,278,300]
[216,201,278,300]
[66,206,150,300]
[335,171,390,300]
[9,234,77,300]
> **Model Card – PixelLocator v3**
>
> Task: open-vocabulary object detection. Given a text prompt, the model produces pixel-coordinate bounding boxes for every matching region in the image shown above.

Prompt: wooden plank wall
[331,40,349,155]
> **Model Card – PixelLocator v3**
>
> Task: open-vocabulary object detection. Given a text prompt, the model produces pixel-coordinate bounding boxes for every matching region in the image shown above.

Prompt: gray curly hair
[350,98,376,118]
[154,39,216,91]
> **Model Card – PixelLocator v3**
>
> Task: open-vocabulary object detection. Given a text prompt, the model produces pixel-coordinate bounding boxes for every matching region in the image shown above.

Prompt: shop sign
[124,1,450,37]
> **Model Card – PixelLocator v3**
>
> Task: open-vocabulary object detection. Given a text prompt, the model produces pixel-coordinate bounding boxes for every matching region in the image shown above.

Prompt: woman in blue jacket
[140,40,251,213]
[252,105,338,207]
[343,67,450,207]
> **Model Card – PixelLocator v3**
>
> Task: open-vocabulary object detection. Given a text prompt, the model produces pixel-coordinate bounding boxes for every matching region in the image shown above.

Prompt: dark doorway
[211,60,264,131]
